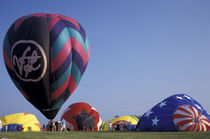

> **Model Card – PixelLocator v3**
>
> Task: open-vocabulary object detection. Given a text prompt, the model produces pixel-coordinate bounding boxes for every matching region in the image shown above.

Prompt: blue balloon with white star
[136,94,210,131]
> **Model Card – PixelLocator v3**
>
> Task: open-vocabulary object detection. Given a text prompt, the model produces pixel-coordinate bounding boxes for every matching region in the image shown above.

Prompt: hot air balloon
[61,102,102,131]
[208,113,210,131]
[0,113,41,132]
[99,121,106,131]
[101,115,139,131]
[3,13,90,119]
[136,94,210,131]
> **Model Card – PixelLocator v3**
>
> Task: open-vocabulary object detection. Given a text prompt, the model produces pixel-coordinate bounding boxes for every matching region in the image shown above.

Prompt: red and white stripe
[173,105,210,131]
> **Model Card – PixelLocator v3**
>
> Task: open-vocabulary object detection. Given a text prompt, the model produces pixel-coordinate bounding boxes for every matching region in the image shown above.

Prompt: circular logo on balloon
[11,40,47,82]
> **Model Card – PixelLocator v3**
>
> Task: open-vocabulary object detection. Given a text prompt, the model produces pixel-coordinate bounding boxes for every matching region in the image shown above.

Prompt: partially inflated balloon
[101,116,139,131]
[61,102,102,131]
[3,13,90,119]
[0,113,41,132]
[136,94,210,131]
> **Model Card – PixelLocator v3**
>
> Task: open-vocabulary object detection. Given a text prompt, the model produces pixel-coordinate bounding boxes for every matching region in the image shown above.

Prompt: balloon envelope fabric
[136,94,210,131]
[3,13,90,119]
[0,113,41,132]
[101,115,139,131]
[61,102,102,131]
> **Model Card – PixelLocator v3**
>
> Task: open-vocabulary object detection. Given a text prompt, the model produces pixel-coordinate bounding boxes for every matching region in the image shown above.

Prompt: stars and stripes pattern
[173,105,210,131]
[136,94,210,131]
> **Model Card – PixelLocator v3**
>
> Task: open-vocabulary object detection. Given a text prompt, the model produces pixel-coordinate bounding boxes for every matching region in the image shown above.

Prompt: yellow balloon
[99,121,106,131]
[0,113,41,132]
[101,115,139,131]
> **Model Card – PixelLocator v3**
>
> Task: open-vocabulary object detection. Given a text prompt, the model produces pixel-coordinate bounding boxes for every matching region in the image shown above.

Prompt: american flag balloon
[173,105,209,131]
[136,94,210,131]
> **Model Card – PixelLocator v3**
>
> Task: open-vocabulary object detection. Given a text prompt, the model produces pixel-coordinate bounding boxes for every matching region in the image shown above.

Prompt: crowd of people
[1,119,135,132]
[42,119,68,132]
[108,121,133,131]
[0,119,68,132]
[0,120,24,132]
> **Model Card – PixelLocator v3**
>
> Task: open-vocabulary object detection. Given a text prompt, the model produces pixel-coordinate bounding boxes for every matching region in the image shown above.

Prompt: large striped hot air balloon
[3,13,90,119]
[136,94,210,131]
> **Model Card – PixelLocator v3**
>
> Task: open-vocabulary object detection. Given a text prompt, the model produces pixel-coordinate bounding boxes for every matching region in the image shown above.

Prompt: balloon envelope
[101,116,139,131]
[0,113,41,132]
[136,94,210,131]
[3,13,90,119]
[61,102,102,131]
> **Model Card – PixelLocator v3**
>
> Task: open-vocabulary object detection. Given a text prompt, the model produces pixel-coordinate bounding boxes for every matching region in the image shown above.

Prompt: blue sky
[0,0,210,125]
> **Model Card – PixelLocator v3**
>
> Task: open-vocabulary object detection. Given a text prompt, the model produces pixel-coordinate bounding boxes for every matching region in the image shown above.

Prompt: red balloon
[61,102,102,131]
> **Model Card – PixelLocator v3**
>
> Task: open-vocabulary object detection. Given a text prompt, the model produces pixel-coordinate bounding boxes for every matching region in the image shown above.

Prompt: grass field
[0,131,210,139]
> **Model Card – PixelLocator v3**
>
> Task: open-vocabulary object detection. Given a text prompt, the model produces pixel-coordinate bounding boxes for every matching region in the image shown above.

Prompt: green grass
[0,131,210,139]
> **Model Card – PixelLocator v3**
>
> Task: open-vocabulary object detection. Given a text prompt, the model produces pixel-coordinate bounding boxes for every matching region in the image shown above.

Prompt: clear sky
[0,0,210,125]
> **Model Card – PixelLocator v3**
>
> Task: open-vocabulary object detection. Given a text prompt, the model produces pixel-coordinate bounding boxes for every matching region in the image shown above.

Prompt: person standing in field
[0,120,2,132]
[60,119,68,132]
[41,124,46,131]
[108,122,112,131]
